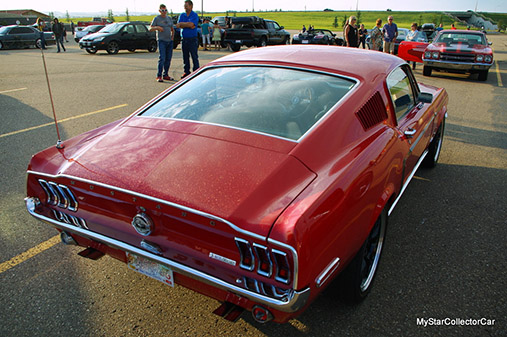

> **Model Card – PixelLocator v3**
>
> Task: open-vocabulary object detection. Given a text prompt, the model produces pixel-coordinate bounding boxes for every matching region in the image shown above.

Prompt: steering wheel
[290,87,314,118]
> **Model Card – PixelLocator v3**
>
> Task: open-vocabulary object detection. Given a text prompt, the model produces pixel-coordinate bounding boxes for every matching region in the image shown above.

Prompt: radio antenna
[39,45,64,149]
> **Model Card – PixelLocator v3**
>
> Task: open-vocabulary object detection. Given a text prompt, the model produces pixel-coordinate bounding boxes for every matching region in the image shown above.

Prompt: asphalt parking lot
[1,36,506,336]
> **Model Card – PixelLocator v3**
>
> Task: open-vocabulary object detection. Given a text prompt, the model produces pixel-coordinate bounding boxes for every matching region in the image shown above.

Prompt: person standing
[344,16,359,47]
[176,0,200,79]
[201,19,211,50]
[370,19,383,51]
[406,22,422,69]
[212,20,221,50]
[36,17,46,49]
[358,23,367,49]
[382,15,398,54]
[436,23,443,32]
[52,18,65,52]
[150,4,175,82]
[451,23,456,30]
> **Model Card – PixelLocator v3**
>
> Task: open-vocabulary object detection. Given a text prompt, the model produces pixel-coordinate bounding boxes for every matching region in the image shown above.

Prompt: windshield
[140,66,356,141]
[99,23,123,34]
[435,32,485,45]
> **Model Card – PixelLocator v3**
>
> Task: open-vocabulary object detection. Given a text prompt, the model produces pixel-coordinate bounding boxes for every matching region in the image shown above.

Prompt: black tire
[230,43,241,52]
[148,40,157,53]
[85,47,97,54]
[423,66,432,77]
[339,208,387,303]
[258,37,267,48]
[106,41,119,54]
[283,36,290,45]
[127,48,136,52]
[423,118,445,168]
[478,70,488,81]
[35,38,42,49]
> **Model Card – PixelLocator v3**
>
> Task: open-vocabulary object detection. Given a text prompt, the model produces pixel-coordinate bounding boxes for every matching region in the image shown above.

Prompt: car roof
[210,45,403,80]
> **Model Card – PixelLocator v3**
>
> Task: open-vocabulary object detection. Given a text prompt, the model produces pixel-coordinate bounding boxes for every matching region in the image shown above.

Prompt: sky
[3,0,506,15]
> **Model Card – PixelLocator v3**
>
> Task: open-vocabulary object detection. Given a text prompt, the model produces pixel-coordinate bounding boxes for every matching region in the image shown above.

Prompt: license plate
[235,40,241,43]
[302,40,309,44]
[126,252,174,287]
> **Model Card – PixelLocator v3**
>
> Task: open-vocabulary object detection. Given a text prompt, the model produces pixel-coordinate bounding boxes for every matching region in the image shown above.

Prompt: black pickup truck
[223,16,290,51]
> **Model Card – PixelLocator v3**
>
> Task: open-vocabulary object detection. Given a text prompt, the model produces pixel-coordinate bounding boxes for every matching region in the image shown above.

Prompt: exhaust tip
[252,305,273,323]
[60,231,77,245]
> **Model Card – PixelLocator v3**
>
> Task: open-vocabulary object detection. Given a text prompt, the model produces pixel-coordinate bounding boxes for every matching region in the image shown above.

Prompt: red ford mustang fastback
[25,46,448,323]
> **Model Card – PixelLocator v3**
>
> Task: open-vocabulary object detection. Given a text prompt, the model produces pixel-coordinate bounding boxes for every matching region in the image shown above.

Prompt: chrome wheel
[359,212,386,292]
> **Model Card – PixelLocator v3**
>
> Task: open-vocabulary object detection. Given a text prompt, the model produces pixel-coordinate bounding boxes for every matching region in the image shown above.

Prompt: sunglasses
[160,9,168,12]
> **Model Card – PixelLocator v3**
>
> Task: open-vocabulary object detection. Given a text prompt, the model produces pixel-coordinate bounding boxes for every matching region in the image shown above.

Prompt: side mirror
[417,92,433,104]
[122,31,128,35]
[488,41,492,45]
[280,26,284,30]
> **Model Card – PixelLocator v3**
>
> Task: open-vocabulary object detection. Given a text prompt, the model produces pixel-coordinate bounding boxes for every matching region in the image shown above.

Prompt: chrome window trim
[28,170,300,289]
[25,205,310,312]
[136,64,359,144]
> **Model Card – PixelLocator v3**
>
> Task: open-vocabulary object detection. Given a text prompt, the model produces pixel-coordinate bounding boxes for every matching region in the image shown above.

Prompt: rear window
[140,66,356,141]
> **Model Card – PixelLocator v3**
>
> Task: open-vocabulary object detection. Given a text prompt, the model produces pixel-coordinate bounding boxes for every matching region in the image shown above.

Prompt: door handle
[404,128,417,138]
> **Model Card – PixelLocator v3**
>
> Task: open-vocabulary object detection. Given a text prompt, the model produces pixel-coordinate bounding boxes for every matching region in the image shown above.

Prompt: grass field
[64,10,506,31]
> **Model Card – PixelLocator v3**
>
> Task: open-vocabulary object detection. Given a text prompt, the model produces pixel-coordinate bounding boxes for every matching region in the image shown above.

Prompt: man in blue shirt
[176,0,200,79]
[382,15,398,54]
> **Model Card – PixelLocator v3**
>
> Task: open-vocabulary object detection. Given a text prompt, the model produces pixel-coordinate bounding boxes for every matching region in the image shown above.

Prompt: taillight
[253,244,272,277]
[234,238,292,285]
[235,238,254,271]
[272,249,290,284]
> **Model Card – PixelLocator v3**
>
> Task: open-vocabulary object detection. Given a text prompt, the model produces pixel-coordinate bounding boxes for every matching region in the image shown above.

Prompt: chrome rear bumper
[25,198,310,313]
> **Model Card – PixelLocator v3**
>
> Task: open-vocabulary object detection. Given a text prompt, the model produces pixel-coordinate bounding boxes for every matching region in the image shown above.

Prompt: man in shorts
[382,15,398,54]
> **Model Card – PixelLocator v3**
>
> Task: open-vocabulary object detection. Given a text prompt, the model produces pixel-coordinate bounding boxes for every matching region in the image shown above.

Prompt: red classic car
[25,46,448,323]
[399,29,493,81]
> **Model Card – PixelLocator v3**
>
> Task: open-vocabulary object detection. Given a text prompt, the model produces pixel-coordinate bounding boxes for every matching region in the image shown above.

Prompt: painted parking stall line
[0,235,60,274]
[0,87,28,94]
[0,104,128,139]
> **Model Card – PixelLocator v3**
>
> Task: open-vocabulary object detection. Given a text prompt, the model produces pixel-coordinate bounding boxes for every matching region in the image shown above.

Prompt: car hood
[82,32,110,40]
[31,118,316,237]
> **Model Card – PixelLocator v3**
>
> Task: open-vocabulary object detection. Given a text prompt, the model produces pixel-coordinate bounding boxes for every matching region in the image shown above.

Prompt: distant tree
[48,12,54,20]
[356,10,362,26]
[66,10,70,22]
[419,15,423,26]
[108,9,115,22]
[333,16,338,28]
[342,15,347,28]
[126,8,130,21]
[497,19,505,32]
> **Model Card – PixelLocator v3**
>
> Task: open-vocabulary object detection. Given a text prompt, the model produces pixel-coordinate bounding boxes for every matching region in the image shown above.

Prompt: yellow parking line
[0,235,60,274]
[495,61,503,87]
[0,104,128,139]
[0,87,27,94]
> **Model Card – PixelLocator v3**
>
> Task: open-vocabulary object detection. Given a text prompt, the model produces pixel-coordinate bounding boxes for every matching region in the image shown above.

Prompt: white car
[74,25,104,42]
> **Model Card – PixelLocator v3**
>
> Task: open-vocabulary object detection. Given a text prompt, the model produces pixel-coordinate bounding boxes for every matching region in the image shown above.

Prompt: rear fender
[398,41,429,63]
